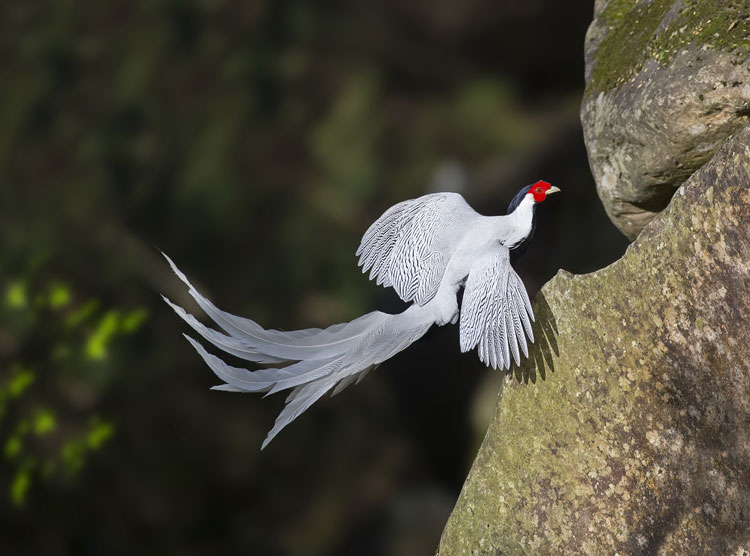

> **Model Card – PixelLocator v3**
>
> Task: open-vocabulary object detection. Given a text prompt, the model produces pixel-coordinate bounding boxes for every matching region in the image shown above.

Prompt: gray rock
[437,126,750,554]
[581,0,750,239]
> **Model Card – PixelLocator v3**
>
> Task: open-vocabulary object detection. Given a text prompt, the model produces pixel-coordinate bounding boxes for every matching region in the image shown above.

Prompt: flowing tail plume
[161,253,436,449]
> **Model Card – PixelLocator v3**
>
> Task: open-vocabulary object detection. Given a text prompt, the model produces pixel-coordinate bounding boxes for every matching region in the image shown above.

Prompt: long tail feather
[162,252,386,357]
[164,255,436,449]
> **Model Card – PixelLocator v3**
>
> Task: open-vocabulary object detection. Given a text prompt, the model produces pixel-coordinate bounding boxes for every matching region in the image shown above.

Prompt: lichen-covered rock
[437,127,750,555]
[581,0,750,239]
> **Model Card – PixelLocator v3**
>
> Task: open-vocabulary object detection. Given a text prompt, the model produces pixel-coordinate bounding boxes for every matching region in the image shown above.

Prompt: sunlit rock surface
[438,127,750,554]
[581,0,750,239]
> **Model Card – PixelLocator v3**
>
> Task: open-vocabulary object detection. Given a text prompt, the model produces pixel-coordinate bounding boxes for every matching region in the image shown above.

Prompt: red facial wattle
[531,180,551,202]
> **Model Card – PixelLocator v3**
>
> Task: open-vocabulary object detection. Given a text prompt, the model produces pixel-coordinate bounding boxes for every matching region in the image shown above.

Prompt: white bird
[163,180,559,448]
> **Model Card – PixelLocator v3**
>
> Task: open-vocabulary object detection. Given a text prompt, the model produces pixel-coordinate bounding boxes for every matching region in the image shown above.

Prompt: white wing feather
[459,244,535,370]
[356,192,476,305]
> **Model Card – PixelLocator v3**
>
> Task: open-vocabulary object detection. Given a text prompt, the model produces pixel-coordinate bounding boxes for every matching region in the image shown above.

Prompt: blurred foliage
[0,0,628,555]
[0,271,145,507]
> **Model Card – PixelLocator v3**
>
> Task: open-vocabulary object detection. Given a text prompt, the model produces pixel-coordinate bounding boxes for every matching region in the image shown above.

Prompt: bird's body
[164,180,558,448]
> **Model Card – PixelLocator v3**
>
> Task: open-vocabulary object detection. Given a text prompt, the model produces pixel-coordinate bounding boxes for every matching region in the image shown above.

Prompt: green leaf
[64,299,100,330]
[85,311,120,360]
[61,440,85,474]
[120,308,148,333]
[48,282,71,309]
[87,420,114,450]
[10,468,31,506]
[4,436,22,460]
[5,281,27,308]
[33,409,56,436]
[7,367,35,397]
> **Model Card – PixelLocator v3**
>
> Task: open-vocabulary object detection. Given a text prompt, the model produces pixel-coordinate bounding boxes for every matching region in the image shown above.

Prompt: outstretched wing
[356,192,475,305]
[459,244,534,370]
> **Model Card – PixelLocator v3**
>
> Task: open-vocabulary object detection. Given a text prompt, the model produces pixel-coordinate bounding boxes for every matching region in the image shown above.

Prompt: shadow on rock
[513,291,559,384]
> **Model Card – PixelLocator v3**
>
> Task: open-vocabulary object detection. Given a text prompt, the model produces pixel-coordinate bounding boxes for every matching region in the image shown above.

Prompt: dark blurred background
[0,1,628,555]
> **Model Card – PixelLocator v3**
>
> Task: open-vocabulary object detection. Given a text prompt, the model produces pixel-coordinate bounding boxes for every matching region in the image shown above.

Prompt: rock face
[581,0,750,239]
[437,127,750,554]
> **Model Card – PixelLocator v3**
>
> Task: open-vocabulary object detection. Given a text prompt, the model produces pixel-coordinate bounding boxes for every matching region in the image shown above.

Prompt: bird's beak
[546,186,561,195]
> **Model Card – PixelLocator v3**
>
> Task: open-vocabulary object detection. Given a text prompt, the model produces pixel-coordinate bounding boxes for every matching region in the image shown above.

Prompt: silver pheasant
[163,180,559,448]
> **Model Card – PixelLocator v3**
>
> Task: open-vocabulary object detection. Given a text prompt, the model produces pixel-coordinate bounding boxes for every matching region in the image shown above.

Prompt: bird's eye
[535,188,543,194]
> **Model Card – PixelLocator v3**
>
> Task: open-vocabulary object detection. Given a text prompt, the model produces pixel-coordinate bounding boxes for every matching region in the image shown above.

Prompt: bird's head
[528,180,560,203]
[506,180,560,214]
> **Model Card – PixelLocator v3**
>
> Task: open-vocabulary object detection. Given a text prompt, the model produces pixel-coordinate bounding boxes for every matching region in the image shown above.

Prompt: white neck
[499,194,536,248]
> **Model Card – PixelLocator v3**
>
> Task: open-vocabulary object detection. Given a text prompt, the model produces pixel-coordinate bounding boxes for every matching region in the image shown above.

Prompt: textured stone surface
[581,0,750,239]
[437,127,750,555]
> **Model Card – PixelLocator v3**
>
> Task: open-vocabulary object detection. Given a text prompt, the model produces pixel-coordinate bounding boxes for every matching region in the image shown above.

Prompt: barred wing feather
[356,192,475,305]
[459,245,535,370]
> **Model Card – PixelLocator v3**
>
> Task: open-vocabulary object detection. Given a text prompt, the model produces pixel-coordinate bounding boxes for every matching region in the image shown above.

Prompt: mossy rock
[437,126,750,554]
[581,0,750,239]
